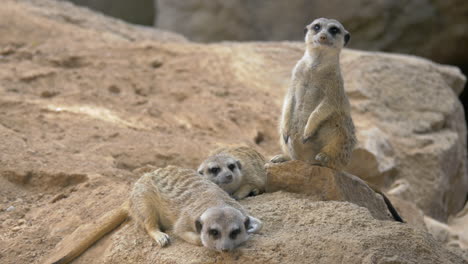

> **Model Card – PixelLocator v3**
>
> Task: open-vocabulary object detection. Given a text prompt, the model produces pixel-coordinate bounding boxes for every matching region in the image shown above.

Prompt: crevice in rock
[457,64,468,152]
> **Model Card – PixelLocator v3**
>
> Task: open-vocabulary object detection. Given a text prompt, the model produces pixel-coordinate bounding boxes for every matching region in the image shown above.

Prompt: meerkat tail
[47,202,130,264]
[368,184,404,223]
[378,192,404,223]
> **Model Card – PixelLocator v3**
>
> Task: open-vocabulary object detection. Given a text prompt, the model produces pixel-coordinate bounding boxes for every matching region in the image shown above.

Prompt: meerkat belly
[290,84,322,135]
[288,83,328,161]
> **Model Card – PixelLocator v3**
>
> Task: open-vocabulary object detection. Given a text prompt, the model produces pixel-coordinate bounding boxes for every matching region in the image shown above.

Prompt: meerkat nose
[320,35,327,40]
[226,174,233,181]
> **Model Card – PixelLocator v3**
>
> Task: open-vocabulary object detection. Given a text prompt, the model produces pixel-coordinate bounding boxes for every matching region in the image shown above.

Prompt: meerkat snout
[196,207,262,252]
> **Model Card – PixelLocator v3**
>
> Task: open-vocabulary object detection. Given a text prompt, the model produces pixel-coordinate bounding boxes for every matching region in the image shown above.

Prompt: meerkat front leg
[173,214,202,246]
[232,184,259,200]
[280,93,295,145]
[138,205,170,246]
[303,100,332,143]
[271,94,295,163]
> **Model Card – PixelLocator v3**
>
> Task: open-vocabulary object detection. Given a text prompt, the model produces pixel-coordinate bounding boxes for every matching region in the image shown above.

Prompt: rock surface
[0,0,467,263]
[266,161,393,221]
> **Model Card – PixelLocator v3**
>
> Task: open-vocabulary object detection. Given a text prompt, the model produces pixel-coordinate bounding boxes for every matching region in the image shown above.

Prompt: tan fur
[45,166,262,264]
[198,145,267,200]
[271,18,356,170]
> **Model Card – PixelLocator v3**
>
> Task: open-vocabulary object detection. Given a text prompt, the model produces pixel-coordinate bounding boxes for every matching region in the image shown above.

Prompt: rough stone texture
[0,0,467,263]
[266,161,392,221]
[64,0,155,26]
[155,0,468,65]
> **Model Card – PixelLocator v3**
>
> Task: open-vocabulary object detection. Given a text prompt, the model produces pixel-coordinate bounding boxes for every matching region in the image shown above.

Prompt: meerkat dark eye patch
[329,26,340,35]
[208,229,220,239]
[313,24,321,31]
[229,228,241,239]
[209,167,220,175]
[228,163,236,171]
[344,33,350,46]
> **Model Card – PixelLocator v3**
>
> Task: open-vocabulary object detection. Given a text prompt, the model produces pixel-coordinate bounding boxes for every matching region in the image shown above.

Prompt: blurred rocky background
[1,0,467,263]
[64,0,468,131]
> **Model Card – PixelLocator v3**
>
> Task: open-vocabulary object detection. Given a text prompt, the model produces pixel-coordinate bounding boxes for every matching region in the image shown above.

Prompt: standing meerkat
[271,18,356,170]
[197,145,267,200]
[45,166,262,264]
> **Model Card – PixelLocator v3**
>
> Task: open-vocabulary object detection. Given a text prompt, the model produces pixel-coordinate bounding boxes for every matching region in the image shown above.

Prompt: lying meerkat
[197,145,267,200]
[47,166,262,264]
[271,18,356,170]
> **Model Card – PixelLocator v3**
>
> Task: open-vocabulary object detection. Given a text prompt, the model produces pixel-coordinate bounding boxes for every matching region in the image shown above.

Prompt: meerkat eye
[209,229,220,239]
[329,26,340,35]
[313,24,321,31]
[209,167,220,175]
[229,228,241,239]
[228,164,236,171]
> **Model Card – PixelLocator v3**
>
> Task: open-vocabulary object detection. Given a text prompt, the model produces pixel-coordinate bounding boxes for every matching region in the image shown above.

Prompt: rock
[66,0,154,26]
[155,0,468,65]
[346,126,398,187]
[448,203,468,251]
[342,51,467,221]
[387,196,427,231]
[265,161,393,221]
[424,214,468,260]
[6,206,15,212]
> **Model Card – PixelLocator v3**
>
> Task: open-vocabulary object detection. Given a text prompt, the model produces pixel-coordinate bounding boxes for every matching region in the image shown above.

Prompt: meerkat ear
[197,165,204,175]
[244,217,250,230]
[195,219,203,233]
[245,216,263,234]
[236,160,242,170]
[344,33,350,46]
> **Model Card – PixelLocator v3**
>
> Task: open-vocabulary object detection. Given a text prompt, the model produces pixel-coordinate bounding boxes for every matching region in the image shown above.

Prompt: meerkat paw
[270,154,289,163]
[150,231,171,247]
[315,152,330,164]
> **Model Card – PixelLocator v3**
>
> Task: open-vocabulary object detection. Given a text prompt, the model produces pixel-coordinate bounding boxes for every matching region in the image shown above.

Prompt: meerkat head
[304,18,350,51]
[195,207,262,252]
[197,154,243,194]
